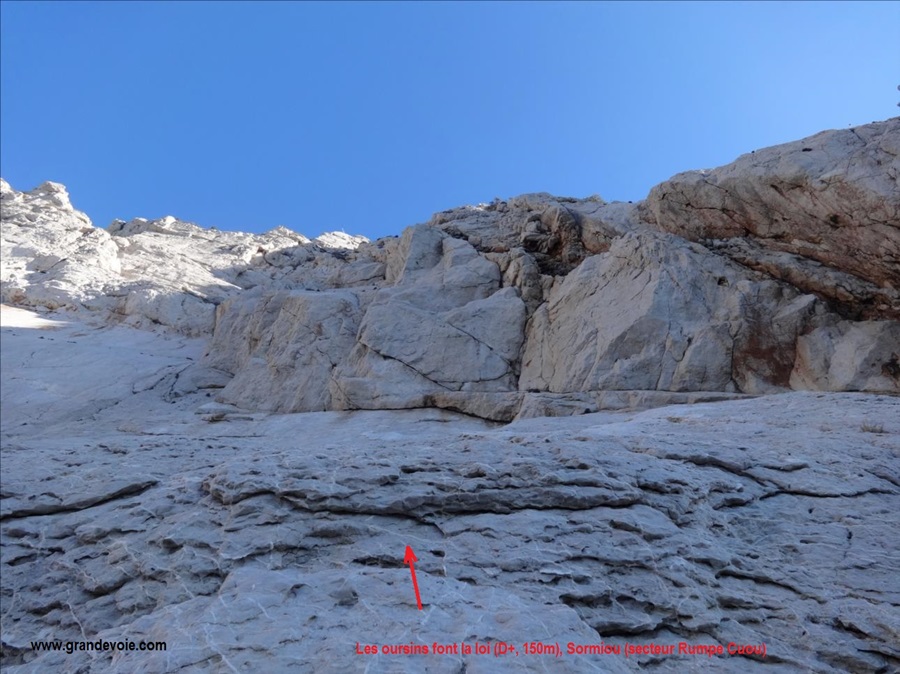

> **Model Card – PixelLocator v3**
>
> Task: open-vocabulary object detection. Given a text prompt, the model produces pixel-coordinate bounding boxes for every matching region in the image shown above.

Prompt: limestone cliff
[2,120,900,674]
[2,118,898,422]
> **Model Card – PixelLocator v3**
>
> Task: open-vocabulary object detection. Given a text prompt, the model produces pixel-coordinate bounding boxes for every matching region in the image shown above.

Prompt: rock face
[2,123,900,412]
[4,122,900,420]
[0,178,368,336]
[2,119,900,673]
[638,117,900,320]
[1,307,898,673]
[330,228,527,412]
[791,320,900,392]
[211,289,371,413]
[520,230,830,395]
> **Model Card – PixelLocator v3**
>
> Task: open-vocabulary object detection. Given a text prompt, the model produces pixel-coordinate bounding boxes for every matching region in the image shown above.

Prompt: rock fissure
[0,480,158,521]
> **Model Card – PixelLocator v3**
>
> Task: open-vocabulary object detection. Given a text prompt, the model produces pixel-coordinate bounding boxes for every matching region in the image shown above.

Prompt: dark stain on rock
[882,353,900,381]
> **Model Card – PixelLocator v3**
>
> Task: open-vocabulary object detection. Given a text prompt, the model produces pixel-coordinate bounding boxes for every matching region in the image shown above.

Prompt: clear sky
[1,1,897,240]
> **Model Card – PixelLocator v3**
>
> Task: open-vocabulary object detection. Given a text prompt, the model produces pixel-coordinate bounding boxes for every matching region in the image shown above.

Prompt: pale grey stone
[638,117,900,319]
[791,320,900,392]
[2,312,897,673]
[3,119,900,671]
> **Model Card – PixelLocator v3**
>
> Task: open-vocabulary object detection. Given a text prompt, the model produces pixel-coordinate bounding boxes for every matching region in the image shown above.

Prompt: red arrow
[404,545,423,610]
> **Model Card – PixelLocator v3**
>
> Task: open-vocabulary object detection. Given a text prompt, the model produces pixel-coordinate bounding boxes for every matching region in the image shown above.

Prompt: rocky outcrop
[1,308,898,672]
[638,117,900,319]
[3,119,900,674]
[330,227,527,412]
[1,181,124,312]
[519,230,831,395]
[0,178,368,336]
[3,119,899,421]
[216,119,897,416]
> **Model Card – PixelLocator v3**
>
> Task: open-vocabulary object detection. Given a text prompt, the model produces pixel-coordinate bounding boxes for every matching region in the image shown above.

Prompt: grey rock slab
[3,367,898,673]
[4,118,900,672]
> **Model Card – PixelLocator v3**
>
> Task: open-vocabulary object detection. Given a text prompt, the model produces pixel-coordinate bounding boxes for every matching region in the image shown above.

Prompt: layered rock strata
[1,313,897,673]
[2,118,898,422]
[2,118,900,674]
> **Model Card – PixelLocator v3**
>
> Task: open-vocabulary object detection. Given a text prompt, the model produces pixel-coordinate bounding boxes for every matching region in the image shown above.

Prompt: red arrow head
[403,545,418,564]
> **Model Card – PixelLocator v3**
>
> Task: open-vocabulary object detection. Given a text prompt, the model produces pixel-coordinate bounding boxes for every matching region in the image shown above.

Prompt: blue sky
[1,1,897,240]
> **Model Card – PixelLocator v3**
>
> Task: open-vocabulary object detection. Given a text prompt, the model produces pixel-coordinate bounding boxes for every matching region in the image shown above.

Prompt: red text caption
[357,640,766,659]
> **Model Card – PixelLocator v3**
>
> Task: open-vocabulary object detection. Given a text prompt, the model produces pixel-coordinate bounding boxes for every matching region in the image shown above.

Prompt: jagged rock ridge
[0,180,369,336]
[7,120,898,421]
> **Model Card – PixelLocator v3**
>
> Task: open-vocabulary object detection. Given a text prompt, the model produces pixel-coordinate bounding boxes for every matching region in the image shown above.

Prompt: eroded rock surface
[1,308,898,673]
[3,118,899,418]
[0,178,368,336]
[638,118,900,319]
[2,118,900,672]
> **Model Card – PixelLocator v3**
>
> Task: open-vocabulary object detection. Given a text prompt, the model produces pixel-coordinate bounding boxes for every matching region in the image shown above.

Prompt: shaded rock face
[638,117,900,319]
[3,118,900,422]
[791,320,900,392]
